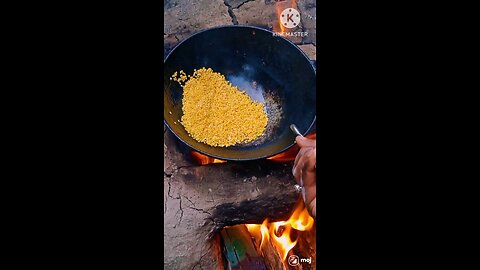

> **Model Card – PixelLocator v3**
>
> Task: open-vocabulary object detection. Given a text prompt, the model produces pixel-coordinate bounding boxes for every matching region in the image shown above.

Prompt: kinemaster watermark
[272,7,308,37]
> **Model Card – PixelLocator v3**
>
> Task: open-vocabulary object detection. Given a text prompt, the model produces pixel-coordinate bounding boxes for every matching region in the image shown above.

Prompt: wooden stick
[248,230,286,270]
[221,225,267,270]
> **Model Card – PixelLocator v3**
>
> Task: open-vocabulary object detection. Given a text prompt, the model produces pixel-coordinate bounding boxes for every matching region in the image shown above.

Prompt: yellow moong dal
[171,67,268,147]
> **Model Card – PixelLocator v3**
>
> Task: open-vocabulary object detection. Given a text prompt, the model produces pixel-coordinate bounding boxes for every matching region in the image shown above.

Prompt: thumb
[296,136,315,148]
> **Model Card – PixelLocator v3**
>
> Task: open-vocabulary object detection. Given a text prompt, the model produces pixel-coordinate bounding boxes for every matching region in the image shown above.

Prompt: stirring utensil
[290,124,303,137]
[290,123,316,172]
[291,124,306,200]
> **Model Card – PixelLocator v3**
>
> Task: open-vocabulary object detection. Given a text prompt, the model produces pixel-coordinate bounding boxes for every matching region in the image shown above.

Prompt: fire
[273,1,286,34]
[273,0,298,34]
[191,133,315,164]
[246,198,314,262]
[267,133,316,162]
[190,150,226,165]
[270,221,296,260]
[246,219,270,250]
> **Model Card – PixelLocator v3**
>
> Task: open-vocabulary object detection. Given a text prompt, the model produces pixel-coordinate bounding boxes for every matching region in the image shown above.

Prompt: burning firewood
[218,198,316,270]
[208,193,299,238]
[247,222,287,270]
[164,130,316,269]
[221,225,267,270]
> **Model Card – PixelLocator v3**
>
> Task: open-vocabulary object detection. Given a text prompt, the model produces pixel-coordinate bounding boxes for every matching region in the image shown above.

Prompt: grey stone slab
[225,0,255,9]
[233,0,305,43]
[164,0,232,37]
[298,44,316,60]
[164,0,233,56]
[297,0,316,45]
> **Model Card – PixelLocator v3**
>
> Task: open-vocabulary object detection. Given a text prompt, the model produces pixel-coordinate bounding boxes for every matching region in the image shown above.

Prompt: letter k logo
[280,8,301,29]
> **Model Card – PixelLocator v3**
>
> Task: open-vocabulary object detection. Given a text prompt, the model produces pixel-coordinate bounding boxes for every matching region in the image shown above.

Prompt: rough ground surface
[164,0,316,58]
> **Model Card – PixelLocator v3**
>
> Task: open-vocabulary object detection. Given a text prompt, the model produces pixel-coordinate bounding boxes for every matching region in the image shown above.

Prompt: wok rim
[163,25,316,161]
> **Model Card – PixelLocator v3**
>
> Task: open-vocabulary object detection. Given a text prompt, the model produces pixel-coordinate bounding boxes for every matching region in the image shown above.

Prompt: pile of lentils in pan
[171,67,268,147]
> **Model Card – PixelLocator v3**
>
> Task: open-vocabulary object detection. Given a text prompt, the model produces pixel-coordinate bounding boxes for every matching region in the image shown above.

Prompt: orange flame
[246,199,314,261]
[270,221,296,260]
[273,0,298,34]
[267,133,316,162]
[274,1,286,34]
[191,133,315,164]
[190,151,226,165]
[246,219,270,250]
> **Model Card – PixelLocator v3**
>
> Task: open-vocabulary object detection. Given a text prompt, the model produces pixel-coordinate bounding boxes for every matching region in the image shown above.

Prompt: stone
[164,0,233,56]
[233,0,304,43]
[163,0,316,56]
[298,44,317,60]
[297,0,316,45]
[164,0,232,38]
[224,0,254,9]
[233,0,276,29]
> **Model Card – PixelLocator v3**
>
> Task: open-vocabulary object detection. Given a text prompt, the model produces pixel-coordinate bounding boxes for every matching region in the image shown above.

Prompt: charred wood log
[208,192,299,238]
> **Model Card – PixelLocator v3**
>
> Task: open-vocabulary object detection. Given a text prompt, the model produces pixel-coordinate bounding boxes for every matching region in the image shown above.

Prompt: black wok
[164,25,316,161]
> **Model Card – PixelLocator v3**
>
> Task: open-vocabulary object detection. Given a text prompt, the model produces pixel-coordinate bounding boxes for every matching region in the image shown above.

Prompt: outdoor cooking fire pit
[164,129,316,269]
[164,1,317,268]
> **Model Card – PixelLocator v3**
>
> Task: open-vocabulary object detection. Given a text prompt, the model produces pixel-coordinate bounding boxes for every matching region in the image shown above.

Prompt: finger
[295,135,304,144]
[293,164,302,184]
[294,144,314,169]
[293,146,315,171]
[293,151,310,181]
[293,150,306,179]
[303,148,316,173]
[297,148,315,185]
[296,136,316,148]
[302,165,316,204]
[293,144,316,185]
[301,150,316,207]
[293,146,309,171]
[292,163,302,185]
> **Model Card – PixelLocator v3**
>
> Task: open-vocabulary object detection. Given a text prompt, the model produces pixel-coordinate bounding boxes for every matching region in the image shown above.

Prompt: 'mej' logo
[288,255,312,266]
[300,257,312,264]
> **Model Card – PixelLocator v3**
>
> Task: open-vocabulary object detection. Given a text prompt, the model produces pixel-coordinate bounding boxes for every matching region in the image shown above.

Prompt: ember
[190,150,227,165]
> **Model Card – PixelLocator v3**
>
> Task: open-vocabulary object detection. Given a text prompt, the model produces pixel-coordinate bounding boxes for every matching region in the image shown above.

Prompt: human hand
[292,136,316,218]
